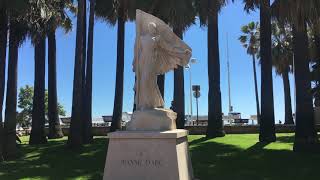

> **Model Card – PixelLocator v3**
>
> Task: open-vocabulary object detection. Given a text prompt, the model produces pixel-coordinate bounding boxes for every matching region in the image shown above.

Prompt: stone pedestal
[103,130,194,180]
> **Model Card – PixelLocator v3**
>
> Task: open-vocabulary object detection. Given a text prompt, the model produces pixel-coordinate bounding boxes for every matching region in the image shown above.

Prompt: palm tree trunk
[292,24,318,152]
[206,4,225,138]
[173,28,186,129]
[48,30,64,139]
[133,76,136,112]
[81,0,87,139]
[282,70,294,124]
[30,37,47,145]
[83,0,95,144]
[157,74,165,100]
[68,0,85,148]
[259,0,276,142]
[0,7,8,161]
[3,22,19,159]
[252,55,260,124]
[82,0,87,90]
[110,13,125,132]
[313,34,320,106]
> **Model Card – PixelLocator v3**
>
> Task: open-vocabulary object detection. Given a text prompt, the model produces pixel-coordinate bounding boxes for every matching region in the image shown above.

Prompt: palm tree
[27,0,54,145]
[0,2,8,161]
[29,35,47,145]
[272,0,319,152]
[239,21,261,125]
[310,22,320,107]
[244,0,276,142]
[47,0,72,139]
[82,0,95,144]
[3,1,29,159]
[47,29,64,139]
[271,22,294,125]
[68,0,86,148]
[96,0,136,132]
[196,0,234,137]
[111,5,125,132]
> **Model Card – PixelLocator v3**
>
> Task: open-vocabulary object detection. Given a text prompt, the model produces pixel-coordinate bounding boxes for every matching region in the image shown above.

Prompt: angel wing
[155,32,192,74]
[135,9,192,75]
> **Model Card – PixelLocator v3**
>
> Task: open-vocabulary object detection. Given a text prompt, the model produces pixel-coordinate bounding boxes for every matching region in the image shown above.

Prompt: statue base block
[126,108,177,131]
[103,130,194,180]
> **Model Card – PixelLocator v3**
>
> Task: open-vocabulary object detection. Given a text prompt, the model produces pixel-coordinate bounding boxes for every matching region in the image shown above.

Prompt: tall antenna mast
[227,33,232,113]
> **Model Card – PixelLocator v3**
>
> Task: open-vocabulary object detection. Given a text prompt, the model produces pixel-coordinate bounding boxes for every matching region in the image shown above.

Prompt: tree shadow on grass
[276,136,295,144]
[189,136,320,180]
[0,137,109,180]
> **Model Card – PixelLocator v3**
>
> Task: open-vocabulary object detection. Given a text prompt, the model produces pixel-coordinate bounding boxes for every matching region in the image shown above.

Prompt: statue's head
[148,22,157,36]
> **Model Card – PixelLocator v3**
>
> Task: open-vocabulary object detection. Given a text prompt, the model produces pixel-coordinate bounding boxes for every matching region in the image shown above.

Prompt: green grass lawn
[0,134,320,180]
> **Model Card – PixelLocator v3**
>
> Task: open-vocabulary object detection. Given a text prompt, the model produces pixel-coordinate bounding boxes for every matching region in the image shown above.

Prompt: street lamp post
[192,85,201,125]
[185,58,197,122]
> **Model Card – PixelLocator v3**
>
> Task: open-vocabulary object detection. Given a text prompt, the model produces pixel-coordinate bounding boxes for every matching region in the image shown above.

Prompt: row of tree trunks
[259,0,276,142]
[48,30,64,139]
[82,0,95,144]
[110,11,125,132]
[0,7,8,161]
[68,0,86,148]
[3,20,20,159]
[29,37,47,145]
[206,2,225,138]
[292,24,319,152]
[173,28,186,129]
[282,70,294,125]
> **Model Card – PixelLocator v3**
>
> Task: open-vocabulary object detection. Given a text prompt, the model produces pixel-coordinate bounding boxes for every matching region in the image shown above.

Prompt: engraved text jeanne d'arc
[120,159,162,168]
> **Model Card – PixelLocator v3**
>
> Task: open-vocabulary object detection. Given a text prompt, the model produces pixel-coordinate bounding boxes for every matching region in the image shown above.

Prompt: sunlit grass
[1,133,319,180]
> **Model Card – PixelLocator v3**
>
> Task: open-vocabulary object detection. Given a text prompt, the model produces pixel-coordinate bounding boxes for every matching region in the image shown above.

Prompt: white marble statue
[127,10,192,131]
[133,10,192,110]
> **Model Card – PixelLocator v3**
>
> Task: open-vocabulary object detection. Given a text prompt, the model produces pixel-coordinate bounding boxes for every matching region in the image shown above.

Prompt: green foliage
[271,22,293,75]
[195,0,232,27]
[17,85,66,127]
[239,21,260,57]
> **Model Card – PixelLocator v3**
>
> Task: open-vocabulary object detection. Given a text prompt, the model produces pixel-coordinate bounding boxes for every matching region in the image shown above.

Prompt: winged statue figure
[133,9,192,110]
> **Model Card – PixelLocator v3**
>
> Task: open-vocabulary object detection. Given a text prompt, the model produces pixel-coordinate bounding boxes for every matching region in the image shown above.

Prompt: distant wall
[48,125,320,136]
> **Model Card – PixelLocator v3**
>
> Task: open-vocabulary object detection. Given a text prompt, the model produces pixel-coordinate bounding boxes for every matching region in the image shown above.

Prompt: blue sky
[11,1,295,121]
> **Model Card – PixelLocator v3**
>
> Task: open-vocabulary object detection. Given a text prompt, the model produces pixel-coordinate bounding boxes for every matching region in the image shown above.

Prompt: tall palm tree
[47,0,72,139]
[271,22,294,125]
[272,0,319,152]
[0,2,8,161]
[96,0,136,132]
[239,21,261,125]
[111,5,125,132]
[197,0,233,137]
[310,22,320,107]
[27,0,54,145]
[173,28,185,129]
[82,0,87,93]
[47,29,64,139]
[83,0,95,144]
[3,1,29,159]
[29,35,47,145]
[244,0,276,142]
[68,0,86,148]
